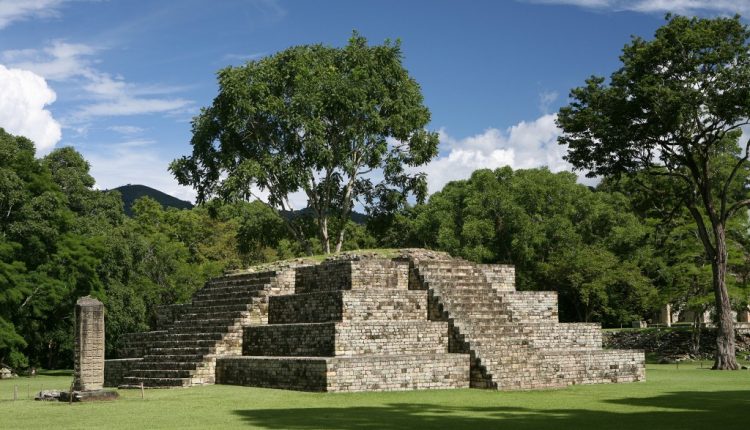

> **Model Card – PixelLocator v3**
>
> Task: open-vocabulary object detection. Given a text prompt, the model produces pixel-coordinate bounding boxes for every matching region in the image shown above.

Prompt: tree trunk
[690,309,702,357]
[711,227,739,370]
[321,216,330,254]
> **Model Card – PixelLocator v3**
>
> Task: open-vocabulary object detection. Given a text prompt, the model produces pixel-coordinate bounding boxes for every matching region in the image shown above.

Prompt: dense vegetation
[1,127,748,370]
[0,128,375,370]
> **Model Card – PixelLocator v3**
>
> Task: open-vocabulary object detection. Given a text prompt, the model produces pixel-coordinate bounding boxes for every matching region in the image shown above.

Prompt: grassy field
[1,364,748,430]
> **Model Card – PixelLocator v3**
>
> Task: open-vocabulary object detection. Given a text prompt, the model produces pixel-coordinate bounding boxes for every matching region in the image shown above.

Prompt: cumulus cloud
[420,114,594,194]
[0,64,61,152]
[526,0,750,15]
[0,0,68,29]
[2,41,192,120]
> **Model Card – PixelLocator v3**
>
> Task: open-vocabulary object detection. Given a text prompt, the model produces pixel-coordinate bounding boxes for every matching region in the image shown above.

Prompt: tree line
[1,128,747,369]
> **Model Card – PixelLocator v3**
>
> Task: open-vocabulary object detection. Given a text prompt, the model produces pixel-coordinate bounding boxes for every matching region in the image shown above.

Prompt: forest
[1,126,748,370]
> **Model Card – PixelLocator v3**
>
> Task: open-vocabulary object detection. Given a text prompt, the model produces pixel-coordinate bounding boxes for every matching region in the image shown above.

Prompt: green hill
[113,184,194,216]
[112,184,368,223]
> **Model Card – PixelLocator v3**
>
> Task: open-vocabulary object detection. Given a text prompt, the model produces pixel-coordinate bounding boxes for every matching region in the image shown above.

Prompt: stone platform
[107,249,645,391]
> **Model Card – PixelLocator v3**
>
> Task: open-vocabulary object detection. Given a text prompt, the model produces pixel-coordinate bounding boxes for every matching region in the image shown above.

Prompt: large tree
[171,33,439,254]
[557,15,750,369]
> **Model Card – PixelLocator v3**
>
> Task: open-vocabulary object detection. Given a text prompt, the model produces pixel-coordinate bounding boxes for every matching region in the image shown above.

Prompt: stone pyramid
[105,249,644,392]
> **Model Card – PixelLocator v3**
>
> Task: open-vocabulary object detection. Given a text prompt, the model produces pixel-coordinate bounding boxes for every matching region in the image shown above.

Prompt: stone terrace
[105,249,644,391]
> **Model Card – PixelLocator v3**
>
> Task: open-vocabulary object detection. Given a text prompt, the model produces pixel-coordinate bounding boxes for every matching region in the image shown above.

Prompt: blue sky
[1,0,749,202]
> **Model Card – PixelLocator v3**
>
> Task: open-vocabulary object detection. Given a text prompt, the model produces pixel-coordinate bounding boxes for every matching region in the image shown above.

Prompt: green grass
[1,365,749,430]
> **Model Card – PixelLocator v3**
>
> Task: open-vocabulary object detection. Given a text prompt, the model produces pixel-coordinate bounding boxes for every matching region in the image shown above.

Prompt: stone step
[121,377,190,388]
[153,332,227,342]
[182,303,251,314]
[174,310,247,321]
[147,346,215,356]
[436,302,509,313]
[434,295,504,306]
[134,361,201,371]
[129,369,194,379]
[148,339,224,349]
[141,354,205,363]
[430,286,498,295]
[190,295,261,307]
[206,274,273,287]
[193,284,269,298]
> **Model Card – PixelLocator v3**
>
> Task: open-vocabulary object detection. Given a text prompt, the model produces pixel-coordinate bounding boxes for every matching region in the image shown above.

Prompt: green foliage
[375,167,657,325]
[171,32,439,254]
[557,14,750,368]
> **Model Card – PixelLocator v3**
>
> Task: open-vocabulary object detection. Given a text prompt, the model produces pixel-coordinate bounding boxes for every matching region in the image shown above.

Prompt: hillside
[113,184,194,216]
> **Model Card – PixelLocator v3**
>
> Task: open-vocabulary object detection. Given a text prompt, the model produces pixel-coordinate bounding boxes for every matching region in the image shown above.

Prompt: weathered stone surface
[104,358,142,387]
[408,250,645,389]
[216,354,470,392]
[111,249,645,391]
[74,296,105,391]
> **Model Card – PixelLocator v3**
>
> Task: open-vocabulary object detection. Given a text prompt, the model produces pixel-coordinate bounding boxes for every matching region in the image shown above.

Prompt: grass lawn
[1,363,749,430]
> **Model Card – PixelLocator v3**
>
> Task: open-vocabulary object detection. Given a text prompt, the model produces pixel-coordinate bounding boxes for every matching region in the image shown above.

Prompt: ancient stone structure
[74,296,105,391]
[107,250,644,391]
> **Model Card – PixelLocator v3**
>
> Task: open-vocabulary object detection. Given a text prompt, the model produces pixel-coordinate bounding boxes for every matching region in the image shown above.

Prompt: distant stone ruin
[106,250,644,392]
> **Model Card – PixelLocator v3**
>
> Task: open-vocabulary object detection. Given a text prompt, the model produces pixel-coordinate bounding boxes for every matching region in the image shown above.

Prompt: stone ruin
[57,296,117,401]
[105,250,645,392]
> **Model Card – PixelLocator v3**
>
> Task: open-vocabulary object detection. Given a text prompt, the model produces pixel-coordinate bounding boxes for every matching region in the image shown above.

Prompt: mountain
[111,184,368,223]
[113,184,194,216]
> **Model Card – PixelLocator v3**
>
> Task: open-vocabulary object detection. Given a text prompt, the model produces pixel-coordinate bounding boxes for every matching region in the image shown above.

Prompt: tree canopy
[557,14,750,369]
[171,32,439,255]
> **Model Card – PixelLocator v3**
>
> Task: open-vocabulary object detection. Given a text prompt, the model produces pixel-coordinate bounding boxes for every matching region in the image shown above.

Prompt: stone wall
[295,260,408,294]
[216,353,470,392]
[244,321,450,356]
[496,291,558,322]
[268,290,427,324]
[478,264,515,291]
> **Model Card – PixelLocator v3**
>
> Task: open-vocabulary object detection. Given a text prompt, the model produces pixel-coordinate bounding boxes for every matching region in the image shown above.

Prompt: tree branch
[721,137,750,221]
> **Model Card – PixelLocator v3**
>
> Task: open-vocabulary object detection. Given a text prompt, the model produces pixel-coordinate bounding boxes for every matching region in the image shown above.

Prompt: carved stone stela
[74,296,105,391]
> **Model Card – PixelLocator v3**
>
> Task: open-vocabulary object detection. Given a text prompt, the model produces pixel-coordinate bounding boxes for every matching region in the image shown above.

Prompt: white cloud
[85,141,197,202]
[1,41,96,81]
[109,125,144,135]
[2,41,193,120]
[0,64,61,152]
[0,0,68,30]
[527,0,750,15]
[420,114,593,194]
[77,98,192,117]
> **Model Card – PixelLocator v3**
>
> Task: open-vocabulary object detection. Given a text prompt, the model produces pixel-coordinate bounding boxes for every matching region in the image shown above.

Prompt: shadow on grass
[233,390,750,430]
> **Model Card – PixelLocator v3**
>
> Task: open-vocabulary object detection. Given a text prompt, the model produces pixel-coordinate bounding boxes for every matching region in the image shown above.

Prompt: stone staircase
[215,259,470,392]
[116,269,295,388]
[105,249,644,391]
[406,250,644,390]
